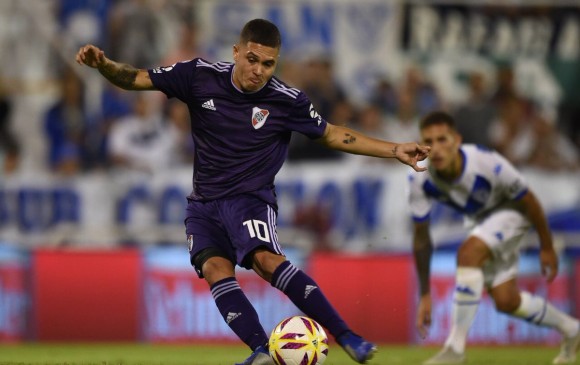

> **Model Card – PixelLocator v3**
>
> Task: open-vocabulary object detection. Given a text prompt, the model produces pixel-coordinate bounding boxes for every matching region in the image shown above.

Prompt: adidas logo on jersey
[202,99,216,111]
[304,285,318,299]
[226,312,241,324]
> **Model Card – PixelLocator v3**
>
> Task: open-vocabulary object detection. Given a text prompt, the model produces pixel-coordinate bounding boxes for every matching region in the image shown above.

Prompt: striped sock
[271,261,349,338]
[211,277,268,350]
[444,267,484,353]
[512,291,579,337]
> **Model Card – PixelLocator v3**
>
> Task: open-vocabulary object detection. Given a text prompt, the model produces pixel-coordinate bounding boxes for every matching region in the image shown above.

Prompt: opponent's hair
[420,110,457,131]
[239,19,281,48]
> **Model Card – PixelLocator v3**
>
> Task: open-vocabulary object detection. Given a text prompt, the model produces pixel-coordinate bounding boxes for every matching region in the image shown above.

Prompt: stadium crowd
[1,0,579,179]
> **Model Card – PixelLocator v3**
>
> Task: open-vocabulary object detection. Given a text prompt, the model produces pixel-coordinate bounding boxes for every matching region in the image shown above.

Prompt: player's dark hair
[239,19,281,48]
[420,111,457,131]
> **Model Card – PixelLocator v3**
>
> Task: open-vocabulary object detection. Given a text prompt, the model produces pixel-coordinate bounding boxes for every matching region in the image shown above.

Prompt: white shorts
[469,209,531,288]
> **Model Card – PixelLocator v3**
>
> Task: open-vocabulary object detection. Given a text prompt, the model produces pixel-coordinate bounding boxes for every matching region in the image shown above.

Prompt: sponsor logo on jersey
[152,64,176,73]
[202,99,216,111]
[309,104,322,126]
[251,107,270,129]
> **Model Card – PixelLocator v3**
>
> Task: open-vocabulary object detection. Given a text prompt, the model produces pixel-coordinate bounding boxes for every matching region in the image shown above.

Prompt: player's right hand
[75,44,107,69]
[416,294,432,339]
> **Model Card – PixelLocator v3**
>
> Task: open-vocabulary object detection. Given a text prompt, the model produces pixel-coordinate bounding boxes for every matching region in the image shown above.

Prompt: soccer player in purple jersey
[76,19,430,365]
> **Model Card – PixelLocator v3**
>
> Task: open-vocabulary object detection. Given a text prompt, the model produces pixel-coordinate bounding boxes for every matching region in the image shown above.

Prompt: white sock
[512,291,579,338]
[444,267,484,354]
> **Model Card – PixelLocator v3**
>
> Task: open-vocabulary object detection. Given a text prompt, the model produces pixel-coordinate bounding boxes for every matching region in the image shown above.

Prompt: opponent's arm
[75,44,155,91]
[318,123,430,172]
[413,220,433,338]
[515,190,558,282]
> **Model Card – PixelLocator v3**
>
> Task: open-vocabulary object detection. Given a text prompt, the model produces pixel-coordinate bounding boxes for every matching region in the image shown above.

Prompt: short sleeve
[493,151,528,200]
[408,173,432,222]
[287,93,328,139]
[148,59,196,102]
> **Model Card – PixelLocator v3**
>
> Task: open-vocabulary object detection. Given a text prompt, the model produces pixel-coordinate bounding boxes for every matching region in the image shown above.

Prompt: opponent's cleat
[235,345,274,365]
[337,331,377,364]
[423,346,465,365]
[553,325,580,364]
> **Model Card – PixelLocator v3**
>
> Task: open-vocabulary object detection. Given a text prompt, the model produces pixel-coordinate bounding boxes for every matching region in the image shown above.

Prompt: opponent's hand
[539,246,558,283]
[416,294,432,339]
[395,142,431,172]
[75,44,107,69]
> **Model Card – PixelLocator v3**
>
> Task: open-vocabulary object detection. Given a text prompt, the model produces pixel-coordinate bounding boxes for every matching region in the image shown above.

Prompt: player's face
[232,41,279,92]
[420,123,462,172]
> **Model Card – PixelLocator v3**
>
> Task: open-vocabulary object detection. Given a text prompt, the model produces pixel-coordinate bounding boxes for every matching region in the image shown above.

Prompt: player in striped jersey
[76,18,430,365]
[409,111,580,364]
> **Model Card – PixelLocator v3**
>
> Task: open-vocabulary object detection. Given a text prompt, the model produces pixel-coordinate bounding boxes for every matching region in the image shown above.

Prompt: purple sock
[272,261,349,338]
[210,277,268,350]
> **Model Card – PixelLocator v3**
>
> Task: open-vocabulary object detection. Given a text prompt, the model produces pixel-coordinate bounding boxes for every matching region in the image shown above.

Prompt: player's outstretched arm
[516,190,559,282]
[318,123,430,171]
[413,220,433,338]
[75,44,156,91]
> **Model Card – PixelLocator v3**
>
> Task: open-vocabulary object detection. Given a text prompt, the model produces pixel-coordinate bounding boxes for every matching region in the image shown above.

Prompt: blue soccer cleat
[337,331,378,364]
[235,345,274,365]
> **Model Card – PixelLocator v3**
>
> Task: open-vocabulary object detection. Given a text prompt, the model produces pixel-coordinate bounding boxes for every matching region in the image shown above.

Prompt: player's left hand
[395,143,431,172]
[539,247,559,283]
[416,294,432,339]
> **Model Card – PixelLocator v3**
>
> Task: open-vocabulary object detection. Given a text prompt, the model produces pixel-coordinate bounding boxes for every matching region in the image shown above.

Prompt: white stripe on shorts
[267,205,282,255]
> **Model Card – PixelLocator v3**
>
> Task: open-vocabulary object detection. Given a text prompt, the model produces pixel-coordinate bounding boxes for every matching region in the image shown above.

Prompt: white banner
[0,160,578,251]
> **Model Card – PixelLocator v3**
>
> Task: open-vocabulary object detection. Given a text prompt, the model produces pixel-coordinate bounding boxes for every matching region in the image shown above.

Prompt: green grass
[0,343,562,365]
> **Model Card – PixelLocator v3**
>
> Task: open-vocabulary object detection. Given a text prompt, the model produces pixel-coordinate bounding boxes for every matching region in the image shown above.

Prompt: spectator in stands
[44,68,85,175]
[488,96,534,166]
[402,66,442,115]
[108,0,164,68]
[108,92,181,174]
[383,87,421,143]
[164,98,194,166]
[0,92,19,175]
[523,106,579,171]
[453,71,496,147]
[370,77,398,115]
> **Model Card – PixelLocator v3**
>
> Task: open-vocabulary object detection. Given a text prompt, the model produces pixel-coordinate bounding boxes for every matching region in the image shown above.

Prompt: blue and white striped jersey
[408,144,528,222]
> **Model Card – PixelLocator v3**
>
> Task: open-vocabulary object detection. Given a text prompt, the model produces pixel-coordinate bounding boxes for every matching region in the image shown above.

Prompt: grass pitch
[0,343,563,365]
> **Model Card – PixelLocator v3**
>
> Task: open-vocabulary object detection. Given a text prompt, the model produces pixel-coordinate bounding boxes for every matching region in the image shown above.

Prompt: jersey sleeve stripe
[269,78,300,99]
[196,59,232,72]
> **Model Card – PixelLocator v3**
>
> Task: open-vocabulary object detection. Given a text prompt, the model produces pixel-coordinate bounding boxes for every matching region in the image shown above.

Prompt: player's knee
[251,249,286,282]
[457,240,490,267]
[194,249,235,285]
[494,295,520,313]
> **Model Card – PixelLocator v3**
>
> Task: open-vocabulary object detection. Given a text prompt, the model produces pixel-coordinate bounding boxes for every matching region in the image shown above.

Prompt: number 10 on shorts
[243,219,271,243]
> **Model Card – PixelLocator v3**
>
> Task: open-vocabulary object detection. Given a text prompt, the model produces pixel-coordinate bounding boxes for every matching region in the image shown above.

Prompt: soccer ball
[269,316,329,365]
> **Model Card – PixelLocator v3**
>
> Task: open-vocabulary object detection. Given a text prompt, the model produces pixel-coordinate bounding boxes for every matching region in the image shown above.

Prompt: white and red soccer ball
[269,316,329,365]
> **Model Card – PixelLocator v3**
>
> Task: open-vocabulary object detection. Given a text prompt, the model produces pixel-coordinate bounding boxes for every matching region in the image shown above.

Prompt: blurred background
[0,0,579,346]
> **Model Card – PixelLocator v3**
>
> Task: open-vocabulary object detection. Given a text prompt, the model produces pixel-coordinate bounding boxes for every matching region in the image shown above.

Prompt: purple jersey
[148,59,328,203]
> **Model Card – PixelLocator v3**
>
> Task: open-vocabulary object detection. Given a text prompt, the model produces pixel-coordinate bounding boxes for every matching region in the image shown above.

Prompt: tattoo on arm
[342,133,356,144]
[392,145,398,157]
[99,62,138,89]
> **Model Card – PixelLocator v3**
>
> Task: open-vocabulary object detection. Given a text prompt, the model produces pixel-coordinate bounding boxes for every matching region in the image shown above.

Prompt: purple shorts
[185,193,284,277]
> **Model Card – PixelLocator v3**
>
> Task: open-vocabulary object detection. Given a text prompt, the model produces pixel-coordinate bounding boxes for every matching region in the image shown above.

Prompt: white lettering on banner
[0,165,578,249]
[143,277,295,340]
[405,4,579,60]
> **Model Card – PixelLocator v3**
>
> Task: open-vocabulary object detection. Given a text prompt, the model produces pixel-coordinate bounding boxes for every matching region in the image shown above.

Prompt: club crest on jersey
[251,107,270,129]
